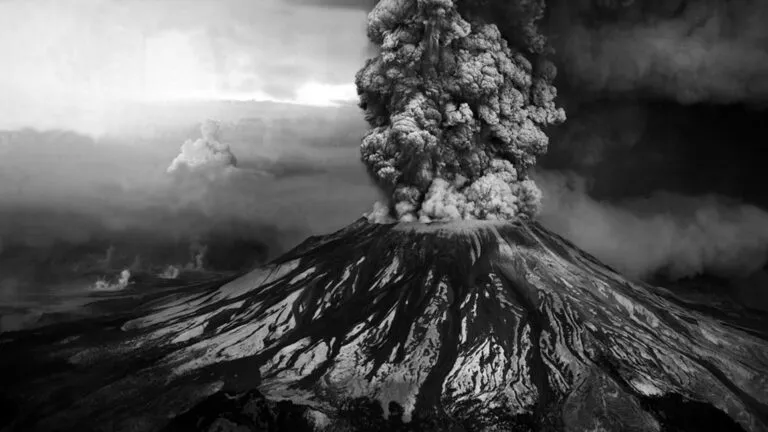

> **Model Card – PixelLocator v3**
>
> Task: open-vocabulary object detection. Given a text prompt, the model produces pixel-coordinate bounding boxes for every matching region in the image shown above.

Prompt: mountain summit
[2,218,767,431]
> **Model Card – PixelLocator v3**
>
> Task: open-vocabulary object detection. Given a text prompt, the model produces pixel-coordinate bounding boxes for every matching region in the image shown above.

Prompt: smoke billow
[357,0,565,223]
[536,170,768,280]
[548,0,768,104]
[91,269,132,292]
[523,0,768,283]
[186,240,208,271]
[167,120,238,175]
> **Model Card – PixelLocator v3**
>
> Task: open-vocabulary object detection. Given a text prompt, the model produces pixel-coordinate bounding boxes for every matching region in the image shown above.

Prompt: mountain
[1,218,767,432]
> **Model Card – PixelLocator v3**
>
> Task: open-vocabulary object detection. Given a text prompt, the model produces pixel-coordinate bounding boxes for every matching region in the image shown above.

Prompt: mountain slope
[1,218,767,431]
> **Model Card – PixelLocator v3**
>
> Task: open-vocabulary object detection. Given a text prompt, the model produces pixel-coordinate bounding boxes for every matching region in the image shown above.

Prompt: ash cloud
[358,0,565,223]
[544,100,648,170]
[533,0,768,282]
[536,170,768,280]
[547,0,768,104]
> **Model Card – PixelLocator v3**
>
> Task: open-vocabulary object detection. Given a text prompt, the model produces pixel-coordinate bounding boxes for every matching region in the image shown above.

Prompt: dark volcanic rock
[161,390,314,432]
[1,218,767,431]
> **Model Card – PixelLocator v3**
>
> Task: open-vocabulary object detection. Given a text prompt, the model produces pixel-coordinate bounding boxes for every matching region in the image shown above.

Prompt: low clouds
[536,170,768,280]
[535,0,768,285]
[544,101,648,170]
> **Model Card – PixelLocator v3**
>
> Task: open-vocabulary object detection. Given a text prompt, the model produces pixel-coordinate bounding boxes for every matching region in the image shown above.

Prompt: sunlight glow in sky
[0,0,367,133]
[141,31,355,105]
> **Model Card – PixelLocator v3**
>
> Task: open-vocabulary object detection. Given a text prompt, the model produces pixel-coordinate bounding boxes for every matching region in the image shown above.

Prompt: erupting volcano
[1,0,767,431]
[2,219,767,431]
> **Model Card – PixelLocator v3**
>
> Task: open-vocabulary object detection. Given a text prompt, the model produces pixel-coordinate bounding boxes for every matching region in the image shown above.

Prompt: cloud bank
[536,170,768,280]
[534,0,768,282]
[548,0,768,104]
[0,107,379,303]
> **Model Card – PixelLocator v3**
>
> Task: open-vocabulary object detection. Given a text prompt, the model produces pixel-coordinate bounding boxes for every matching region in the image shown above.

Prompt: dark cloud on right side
[532,0,768,290]
[535,169,768,281]
[546,0,768,104]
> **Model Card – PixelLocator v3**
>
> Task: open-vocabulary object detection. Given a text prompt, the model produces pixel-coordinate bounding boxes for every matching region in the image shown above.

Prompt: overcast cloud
[0,0,369,133]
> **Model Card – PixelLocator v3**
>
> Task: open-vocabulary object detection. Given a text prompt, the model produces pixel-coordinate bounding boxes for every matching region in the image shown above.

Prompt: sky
[0,0,369,133]
[0,0,379,305]
[0,0,767,312]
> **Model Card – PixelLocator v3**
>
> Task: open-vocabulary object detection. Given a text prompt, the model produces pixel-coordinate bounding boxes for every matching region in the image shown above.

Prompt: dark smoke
[527,0,768,284]
[357,0,565,222]
[547,0,768,104]
[351,0,768,285]
[0,108,379,303]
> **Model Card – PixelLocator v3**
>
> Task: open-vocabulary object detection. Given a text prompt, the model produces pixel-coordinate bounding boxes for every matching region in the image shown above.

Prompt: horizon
[1,0,767,313]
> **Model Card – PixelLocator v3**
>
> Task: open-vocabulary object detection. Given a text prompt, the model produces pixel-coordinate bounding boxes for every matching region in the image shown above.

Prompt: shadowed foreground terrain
[1,218,767,431]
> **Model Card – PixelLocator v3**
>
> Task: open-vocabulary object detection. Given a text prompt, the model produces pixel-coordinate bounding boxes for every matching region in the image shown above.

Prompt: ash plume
[536,96,768,280]
[548,0,768,104]
[357,0,565,223]
[159,265,181,280]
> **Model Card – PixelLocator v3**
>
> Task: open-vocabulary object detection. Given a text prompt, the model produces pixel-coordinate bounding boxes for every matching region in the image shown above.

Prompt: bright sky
[0,0,369,133]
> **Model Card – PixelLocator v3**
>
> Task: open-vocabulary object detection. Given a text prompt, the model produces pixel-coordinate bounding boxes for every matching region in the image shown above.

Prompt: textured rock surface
[1,218,767,431]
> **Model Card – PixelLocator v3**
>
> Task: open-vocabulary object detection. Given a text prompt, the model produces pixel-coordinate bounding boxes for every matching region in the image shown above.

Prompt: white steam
[159,265,181,280]
[91,269,132,292]
[186,241,208,271]
[167,120,238,175]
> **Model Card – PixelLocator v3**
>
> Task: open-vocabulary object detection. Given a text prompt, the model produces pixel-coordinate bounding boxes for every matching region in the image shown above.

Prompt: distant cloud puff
[167,120,238,175]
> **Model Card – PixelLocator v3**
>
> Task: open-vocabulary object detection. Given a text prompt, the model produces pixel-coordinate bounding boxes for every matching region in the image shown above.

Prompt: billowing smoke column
[167,120,238,175]
[357,0,565,222]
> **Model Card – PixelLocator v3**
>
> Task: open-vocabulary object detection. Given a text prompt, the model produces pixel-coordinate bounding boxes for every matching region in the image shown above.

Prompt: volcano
[1,218,767,432]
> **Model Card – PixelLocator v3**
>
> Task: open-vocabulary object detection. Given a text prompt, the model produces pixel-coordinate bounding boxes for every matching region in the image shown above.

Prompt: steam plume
[159,265,181,280]
[357,0,565,222]
[91,269,132,292]
[167,120,238,175]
